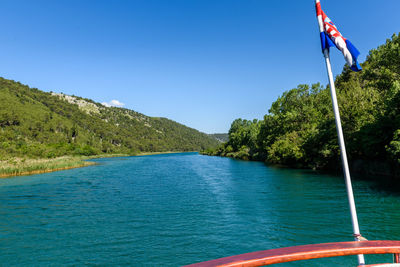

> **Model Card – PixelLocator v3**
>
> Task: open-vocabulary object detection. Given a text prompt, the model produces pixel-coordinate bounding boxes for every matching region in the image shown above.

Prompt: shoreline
[0,151,196,178]
[0,162,95,178]
[0,156,97,179]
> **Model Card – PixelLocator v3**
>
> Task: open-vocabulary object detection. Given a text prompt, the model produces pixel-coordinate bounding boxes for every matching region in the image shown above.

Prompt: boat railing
[184,240,400,267]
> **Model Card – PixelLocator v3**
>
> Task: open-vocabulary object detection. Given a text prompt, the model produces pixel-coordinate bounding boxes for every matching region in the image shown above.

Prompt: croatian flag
[315,0,362,72]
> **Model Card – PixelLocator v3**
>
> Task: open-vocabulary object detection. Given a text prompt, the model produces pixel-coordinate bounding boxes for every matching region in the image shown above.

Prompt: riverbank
[0,156,95,178]
[201,151,400,189]
[0,151,193,178]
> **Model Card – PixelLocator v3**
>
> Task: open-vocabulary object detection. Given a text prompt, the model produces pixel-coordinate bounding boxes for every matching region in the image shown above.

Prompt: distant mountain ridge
[209,133,228,143]
[0,77,219,158]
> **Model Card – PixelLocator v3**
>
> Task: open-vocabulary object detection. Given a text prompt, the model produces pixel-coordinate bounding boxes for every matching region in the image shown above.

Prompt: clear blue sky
[1,0,399,133]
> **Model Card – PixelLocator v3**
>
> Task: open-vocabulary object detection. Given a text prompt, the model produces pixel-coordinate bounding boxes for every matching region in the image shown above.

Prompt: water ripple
[0,153,399,266]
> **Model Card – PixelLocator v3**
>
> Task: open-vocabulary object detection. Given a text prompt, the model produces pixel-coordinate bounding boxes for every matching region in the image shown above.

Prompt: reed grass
[0,156,95,178]
[0,152,185,178]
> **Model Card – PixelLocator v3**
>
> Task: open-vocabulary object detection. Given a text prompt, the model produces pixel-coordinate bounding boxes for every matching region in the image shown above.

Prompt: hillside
[0,77,219,159]
[204,33,400,179]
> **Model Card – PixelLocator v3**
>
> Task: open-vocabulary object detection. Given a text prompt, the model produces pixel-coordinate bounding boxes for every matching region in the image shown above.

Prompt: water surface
[0,153,399,266]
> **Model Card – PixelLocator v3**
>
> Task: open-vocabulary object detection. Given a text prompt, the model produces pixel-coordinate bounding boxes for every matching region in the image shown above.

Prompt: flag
[315,0,362,72]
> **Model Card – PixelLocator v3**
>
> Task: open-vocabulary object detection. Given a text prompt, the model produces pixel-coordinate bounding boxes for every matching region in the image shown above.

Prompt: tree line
[203,33,400,177]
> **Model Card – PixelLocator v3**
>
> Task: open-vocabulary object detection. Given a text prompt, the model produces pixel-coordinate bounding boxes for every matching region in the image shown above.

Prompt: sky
[1,0,399,134]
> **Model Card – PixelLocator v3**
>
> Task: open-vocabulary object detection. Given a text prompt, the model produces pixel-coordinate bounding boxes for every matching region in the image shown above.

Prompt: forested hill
[204,33,400,178]
[0,77,219,158]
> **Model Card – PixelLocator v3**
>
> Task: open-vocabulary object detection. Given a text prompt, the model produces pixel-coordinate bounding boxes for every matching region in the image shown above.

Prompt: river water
[0,153,399,266]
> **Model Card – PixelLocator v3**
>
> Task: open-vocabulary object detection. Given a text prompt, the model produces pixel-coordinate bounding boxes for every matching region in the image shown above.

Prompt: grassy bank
[0,151,194,178]
[0,156,98,178]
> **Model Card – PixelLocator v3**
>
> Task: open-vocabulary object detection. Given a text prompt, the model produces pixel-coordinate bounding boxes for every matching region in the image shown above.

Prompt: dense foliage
[204,33,400,176]
[0,78,219,159]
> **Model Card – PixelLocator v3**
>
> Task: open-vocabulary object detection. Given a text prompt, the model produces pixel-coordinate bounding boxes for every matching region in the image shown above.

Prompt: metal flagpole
[315,0,365,264]
[323,48,365,265]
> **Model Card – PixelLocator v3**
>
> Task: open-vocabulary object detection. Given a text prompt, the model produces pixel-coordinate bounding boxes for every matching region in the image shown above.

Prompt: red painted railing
[185,241,400,267]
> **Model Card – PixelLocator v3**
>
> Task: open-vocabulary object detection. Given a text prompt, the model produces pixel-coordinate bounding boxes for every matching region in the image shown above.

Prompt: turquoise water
[0,153,400,266]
